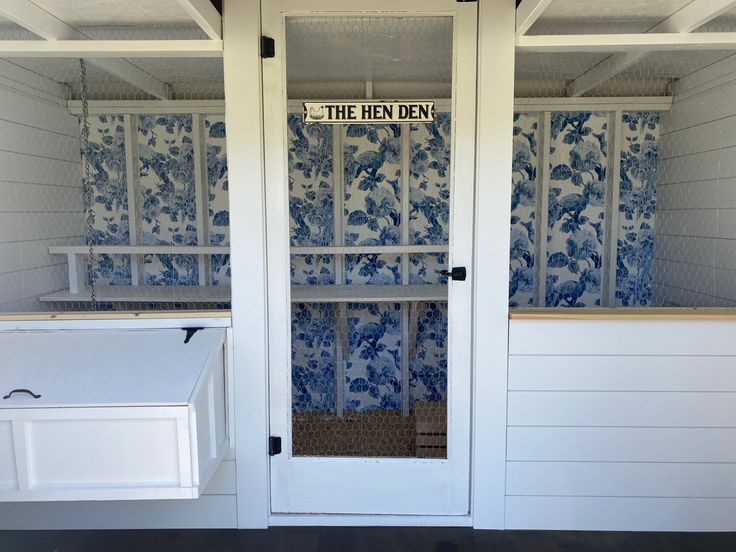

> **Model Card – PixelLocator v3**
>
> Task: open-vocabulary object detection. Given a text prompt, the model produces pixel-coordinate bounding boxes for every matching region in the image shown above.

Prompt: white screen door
[263,0,477,515]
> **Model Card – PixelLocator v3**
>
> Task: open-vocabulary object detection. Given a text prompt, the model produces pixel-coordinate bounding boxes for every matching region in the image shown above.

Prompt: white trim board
[514,97,672,112]
[269,514,473,527]
[67,98,672,117]
[0,40,224,58]
[517,32,736,53]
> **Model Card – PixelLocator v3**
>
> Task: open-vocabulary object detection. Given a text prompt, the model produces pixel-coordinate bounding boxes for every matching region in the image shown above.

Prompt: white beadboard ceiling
[0,0,733,98]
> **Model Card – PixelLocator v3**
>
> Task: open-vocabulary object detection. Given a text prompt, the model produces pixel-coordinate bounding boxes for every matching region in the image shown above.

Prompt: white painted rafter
[516,0,554,36]
[176,0,222,40]
[517,32,736,53]
[564,0,736,97]
[0,40,224,58]
[0,0,179,99]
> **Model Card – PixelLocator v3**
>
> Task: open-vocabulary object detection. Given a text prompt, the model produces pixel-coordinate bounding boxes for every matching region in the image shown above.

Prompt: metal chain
[79,59,98,310]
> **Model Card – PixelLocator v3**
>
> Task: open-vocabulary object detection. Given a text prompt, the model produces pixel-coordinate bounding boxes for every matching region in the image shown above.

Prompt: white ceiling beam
[516,0,554,36]
[0,40,223,58]
[565,0,736,97]
[0,0,176,99]
[517,32,736,53]
[176,0,222,40]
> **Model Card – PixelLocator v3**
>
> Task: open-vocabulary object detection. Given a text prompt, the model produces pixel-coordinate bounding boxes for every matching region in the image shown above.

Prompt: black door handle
[440,267,467,281]
[3,389,41,400]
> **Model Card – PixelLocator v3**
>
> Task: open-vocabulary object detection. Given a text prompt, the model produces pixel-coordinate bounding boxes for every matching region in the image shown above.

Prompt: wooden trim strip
[0,311,231,322]
[510,308,736,321]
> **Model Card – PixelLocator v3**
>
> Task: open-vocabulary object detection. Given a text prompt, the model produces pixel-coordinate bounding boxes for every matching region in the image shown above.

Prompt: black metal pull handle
[3,389,41,400]
[440,267,467,281]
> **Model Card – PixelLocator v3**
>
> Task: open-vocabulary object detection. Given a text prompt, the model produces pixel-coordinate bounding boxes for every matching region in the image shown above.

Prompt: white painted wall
[0,82,84,312]
[506,319,736,531]
[654,54,736,307]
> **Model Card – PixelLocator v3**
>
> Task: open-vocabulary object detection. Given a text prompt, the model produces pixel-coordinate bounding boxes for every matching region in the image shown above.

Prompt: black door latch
[441,267,467,281]
[269,436,282,456]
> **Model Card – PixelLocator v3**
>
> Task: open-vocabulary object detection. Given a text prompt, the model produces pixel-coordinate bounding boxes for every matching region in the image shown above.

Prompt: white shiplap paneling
[0,85,83,311]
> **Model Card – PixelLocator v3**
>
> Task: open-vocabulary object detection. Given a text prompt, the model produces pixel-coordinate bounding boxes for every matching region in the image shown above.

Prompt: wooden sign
[303,101,435,124]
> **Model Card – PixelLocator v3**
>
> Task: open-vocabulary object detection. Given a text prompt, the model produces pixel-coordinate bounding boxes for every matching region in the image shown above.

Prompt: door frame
[261,0,477,517]
[225,0,516,528]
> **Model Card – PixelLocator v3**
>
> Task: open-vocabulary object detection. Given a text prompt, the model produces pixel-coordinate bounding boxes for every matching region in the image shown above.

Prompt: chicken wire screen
[510,49,736,309]
[286,16,452,458]
[0,55,230,313]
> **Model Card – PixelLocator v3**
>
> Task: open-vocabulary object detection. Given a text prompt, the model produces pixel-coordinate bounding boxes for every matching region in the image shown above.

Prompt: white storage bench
[0,328,229,502]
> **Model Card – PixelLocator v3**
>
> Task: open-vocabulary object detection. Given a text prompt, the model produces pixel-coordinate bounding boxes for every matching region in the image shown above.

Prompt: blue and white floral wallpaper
[509,113,539,307]
[85,113,229,288]
[509,110,662,309]
[206,116,231,286]
[86,115,132,286]
[617,112,660,307]
[289,115,451,414]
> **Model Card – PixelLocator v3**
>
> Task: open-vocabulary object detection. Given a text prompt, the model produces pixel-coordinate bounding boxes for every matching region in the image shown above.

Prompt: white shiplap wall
[0,83,84,312]
[654,55,736,307]
[507,319,736,531]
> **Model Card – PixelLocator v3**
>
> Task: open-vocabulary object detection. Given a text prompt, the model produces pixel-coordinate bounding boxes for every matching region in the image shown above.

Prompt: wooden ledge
[510,308,736,321]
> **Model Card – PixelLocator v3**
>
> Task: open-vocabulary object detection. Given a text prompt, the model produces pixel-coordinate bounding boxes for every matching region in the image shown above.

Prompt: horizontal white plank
[201,460,235,496]
[0,496,236,529]
[514,96,672,112]
[0,264,68,304]
[40,285,232,304]
[0,87,78,136]
[0,151,80,188]
[660,116,736,160]
[509,320,736,355]
[291,245,448,255]
[652,259,716,297]
[0,40,223,58]
[0,119,79,162]
[0,237,83,275]
[0,58,69,103]
[291,284,447,303]
[507,461,736,498]
[509,355,736,391]
[0,181,82,212]
[68,100,226,115]
[516,32,736,53]
[508,427,736,462]
[0,212,83,242]
[505,496,736,531]
[508,391,736,427]
[659,149,736,185]
[50,245,229,255]
[663,80,736,133]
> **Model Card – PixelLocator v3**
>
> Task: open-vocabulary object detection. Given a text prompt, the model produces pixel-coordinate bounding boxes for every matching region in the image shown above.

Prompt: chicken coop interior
[2,0,736,531]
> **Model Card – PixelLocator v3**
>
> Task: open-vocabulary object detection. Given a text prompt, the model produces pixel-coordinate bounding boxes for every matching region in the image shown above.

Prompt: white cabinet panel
[0,422,17,491]
[27,418,181,490]
[0,328,229,502]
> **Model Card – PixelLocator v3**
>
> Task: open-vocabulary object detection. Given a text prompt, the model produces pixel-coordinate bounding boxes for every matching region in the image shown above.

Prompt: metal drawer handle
[3,389,41,400]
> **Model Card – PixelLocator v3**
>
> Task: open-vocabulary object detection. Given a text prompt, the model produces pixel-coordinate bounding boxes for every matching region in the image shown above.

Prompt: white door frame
[225,0,516,528]
[262,0,477,517]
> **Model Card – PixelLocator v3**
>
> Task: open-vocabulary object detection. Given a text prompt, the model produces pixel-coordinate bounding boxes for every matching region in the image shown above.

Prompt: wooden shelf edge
[0,311,231,322]
[510,308,736,321]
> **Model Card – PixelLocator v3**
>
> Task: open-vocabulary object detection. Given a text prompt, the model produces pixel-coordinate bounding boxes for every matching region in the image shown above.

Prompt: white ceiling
[29,0,197,26]
[0,0,734,99]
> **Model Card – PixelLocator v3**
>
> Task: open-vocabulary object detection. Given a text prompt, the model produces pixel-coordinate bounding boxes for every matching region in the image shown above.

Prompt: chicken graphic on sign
[308,106,324,120]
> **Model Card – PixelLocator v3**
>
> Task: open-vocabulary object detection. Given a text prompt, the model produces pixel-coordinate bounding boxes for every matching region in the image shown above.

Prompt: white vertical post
[68,253,86,294]
[10,421,29,492]
[606,110,623,307]
[224,0,269,529]
[332,125,345,418]
[401,123,411,417]
[473,0,515,530]
[123,114,141,286]
[193,113,208,286]
[536,111,551,307]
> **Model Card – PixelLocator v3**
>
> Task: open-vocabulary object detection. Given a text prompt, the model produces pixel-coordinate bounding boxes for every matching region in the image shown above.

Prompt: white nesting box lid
[0,328,225,409]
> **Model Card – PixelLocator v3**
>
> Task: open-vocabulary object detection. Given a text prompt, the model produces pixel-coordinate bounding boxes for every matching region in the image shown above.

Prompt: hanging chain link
[79,59,98,310]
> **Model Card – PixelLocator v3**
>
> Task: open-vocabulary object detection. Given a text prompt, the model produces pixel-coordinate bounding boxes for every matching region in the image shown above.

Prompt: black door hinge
[182,327,204,344]
[269,436,282,456]
[261,36,275,58]
[441,266,467,281]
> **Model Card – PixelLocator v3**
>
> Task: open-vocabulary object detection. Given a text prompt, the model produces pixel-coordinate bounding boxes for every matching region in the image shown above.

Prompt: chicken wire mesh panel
[0,56,229,313]
[286,16,452,457]
[510,49,736,309]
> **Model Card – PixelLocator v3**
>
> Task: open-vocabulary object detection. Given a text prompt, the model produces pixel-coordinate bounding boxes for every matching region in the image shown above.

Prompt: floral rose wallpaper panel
[508,110,662,309]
